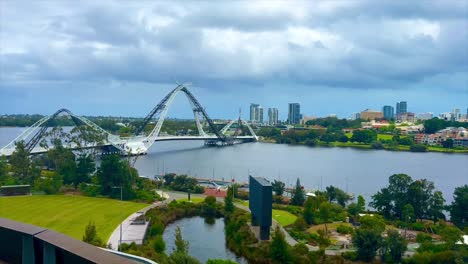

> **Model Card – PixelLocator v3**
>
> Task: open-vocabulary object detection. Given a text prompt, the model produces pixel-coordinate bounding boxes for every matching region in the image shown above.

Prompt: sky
[0,0,467,120]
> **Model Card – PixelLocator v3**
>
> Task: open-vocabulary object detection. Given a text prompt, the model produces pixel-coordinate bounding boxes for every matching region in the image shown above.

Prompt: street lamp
[112,185,123,250]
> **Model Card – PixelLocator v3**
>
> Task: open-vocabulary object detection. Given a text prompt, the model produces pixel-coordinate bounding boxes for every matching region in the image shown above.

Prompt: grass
[234,200,297,226]
[308,222,352,234]
[0,195,147,241]
[272,209,297,226]
[177,197,205,204]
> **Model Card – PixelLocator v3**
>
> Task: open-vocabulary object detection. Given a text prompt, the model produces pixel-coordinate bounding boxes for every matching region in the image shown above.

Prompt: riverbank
[259,138,468,154]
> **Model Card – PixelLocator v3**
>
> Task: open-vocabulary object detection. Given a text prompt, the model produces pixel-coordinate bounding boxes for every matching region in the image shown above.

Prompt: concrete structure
[382,105,394,120]
[0,217,136,264]
[300,115,316,126]
[349,113,361,120]
[452,108,461,121]
[249,176,272,240]
[288,103,301,125]
[267,108,278,126]
[360,109,383,120]
[396,101,407,115]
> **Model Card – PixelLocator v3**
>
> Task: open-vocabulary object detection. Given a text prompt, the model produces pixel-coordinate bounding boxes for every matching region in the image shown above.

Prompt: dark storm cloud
[0,0,467,116]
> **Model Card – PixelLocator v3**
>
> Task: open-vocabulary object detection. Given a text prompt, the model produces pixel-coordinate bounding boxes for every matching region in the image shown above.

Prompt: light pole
[112,185,123,250]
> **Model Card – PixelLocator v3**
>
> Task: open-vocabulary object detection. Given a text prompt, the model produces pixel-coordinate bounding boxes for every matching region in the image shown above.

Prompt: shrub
[410,144,427,152]
[292,217,308,231]
[342,251,358,261]
[371,140,384,149]
[412,222,425,231]
[336,224,353,234]
[153,235,165,253]
[416,233,432,243]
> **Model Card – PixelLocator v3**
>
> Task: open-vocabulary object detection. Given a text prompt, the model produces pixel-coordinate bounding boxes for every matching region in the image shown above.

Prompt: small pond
[163,216,247,264]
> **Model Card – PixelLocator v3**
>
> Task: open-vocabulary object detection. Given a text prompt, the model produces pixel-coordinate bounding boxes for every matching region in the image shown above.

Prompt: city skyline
[0,1,467,118]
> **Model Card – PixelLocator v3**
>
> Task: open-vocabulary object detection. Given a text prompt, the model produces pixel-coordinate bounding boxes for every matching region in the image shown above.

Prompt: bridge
[0,84,257,156]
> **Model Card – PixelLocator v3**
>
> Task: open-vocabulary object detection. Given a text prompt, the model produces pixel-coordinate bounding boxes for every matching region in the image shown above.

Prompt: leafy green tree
[438,224,464,249]
[224,187,234,213]
[319,202,332,233]
[290,178,305,206]
[10,141,32,184]
[325,185,352,207]
[407,179,435,220]
[303,197,315,225]
[370,174,412,220]
[450,185,468,229]
[270,226,290,264]
[82,221,103,246]
[272,180,285,196]
[382,229,407,263]
[174,226,189,254]
[97,155,138,200]
[429,191,445,222]
[442,139,454,148]
[202,195,218,217]
[75,154,95,187]
[351,130,377,143]
[352,215,385,262]
[348,195,366,216]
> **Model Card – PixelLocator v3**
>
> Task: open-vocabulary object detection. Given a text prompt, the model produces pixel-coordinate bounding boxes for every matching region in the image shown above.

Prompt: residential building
[396,101,407,115]
[452,108,461,121]
[250,103,259,122]
[397,112,416,123]
[349,113,361,120]
[453,138,468,148]
[288,103,301,125]
[417,112,433,120]
[382,105,394,120]
[439,112,452,121]
[267,108,279,126]
[360,109,383,120]
[249,103,263,124]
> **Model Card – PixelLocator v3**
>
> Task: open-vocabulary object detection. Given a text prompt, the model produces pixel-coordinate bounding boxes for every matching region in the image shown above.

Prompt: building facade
[396,101,407,115]
[267,108,278,126]
[382,105,394,120]
[250,103,263,124]
[360,109,384,120]
[288,103,301,125]
[397,112,416,123]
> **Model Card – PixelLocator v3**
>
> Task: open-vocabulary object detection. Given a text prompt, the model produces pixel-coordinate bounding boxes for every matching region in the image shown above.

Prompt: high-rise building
[257,106,264,124]
[268,108,278,126]
[249,103,264,124]
[250,103,259,122]
[288,103,301,125]
[396,101,407,115]
[382,105,394,120]
[452,108,461,121]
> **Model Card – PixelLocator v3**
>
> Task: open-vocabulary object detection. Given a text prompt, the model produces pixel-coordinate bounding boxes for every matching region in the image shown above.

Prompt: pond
[163,216,247,264]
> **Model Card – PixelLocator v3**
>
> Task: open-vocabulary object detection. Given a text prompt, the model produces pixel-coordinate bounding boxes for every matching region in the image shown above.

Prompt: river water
[163,217,247,263]
[1,127,467,203]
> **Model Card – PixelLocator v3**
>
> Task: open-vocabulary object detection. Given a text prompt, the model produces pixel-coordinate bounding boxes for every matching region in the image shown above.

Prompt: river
[1,127,467,203]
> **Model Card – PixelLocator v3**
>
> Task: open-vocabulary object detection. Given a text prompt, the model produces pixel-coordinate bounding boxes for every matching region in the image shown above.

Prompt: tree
[352,215,385,262]
[382,229,407,263]
[351,130,377,143]
[97,155,138,200]
[407,179,435,220]
[370,174,412,220]
[325,185,352,207]
[290,178,305,206]
[10,141,32,185]
[438,224,464,249]
[303,197,315,225]
[202,195,218,217]
[270,226,290,264]
[319,202,332,233]
[450,185,468,229]
[224,187,234,213]
[82,221,103,246]
[0,156,8,184]
[272,180,285,196]
[174,226,189,254]
[75,154,95,188]
[429,191,445,222]
[348,195,366,216]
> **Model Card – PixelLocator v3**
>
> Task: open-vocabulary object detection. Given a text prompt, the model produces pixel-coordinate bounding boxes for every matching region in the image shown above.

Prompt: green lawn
[235,200,297,226]
[272,209,297,226]
[0,195,147,241]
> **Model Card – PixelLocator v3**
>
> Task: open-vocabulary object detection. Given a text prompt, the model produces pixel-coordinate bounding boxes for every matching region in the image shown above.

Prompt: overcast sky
[1,0,467,120]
